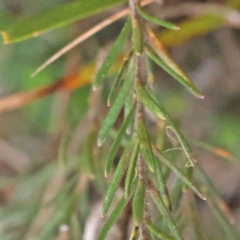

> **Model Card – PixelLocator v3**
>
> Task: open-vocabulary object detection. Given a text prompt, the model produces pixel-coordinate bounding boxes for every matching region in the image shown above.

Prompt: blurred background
[0,0,240,239]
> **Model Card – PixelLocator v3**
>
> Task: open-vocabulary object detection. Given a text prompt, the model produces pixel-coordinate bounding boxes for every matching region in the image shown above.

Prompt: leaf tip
[31,63,47,77]
[197,191,207,201]
[1,31,9,44]
[158,114,166,121]
[194,92,205,99]
[101,204,108,217]
[150,166,155,172]
[202,195,207,201]
[31,70,38,78]
[174,26,181,31]
[97,139,103,147]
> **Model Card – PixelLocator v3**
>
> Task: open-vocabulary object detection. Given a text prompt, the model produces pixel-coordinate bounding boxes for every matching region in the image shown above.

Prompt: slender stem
[130,0,148,187]
[129,1,153,237]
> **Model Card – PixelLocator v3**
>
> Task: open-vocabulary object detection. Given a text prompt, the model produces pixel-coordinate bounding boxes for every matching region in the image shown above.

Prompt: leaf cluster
[0,0,240,240]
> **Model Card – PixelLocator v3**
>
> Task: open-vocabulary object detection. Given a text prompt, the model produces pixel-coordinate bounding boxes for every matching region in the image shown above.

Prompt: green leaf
[102,137,135,216]
[124,141,139,199]
[97,197,129,240]
[108,51,133,107]
[144,86,196,168]
[136,81,166,120]
[145,218,175,240]
[105,101,136,176]
[159,15,225,48]
[58,129,70,166]
[132,19,143,54]
[152,145,206,201]
[187,191,204,240]
[149,180,183,240]
[97,68,134,146]
[154,157,172,211]
[146,47,204,99]
[145,27,191,84]
[71,215,82,239]
[94,18,132,87]
[137,111,155,172]
[133,181,145,226]
[137,7,179,30]
[170,177,184,211]
[83,126,98,177]
[1,0,125,44]
[166,126,196,168]
[124,87,135,134]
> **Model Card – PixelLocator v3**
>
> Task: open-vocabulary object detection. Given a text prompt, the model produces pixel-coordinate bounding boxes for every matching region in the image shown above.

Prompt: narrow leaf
[136,81,166,120]
[124,141,139,199]
[152,145,206,201]
[132,19,143,54]
[1,0,125,44]
[146,47,204,98]
[105,101,136,176]
[137,112,156,172]
[166,126,196,168]
[154,157,172,211]
[137,7,179,30]
[108,51,132,107]
[149,180,183,240]
[124,87,135,134]
[133,181,145,226]
[58,127,71,166]
[102,137,135,216]
[97,197,129,240]
[97,70,134,146]
[170,177,184,211]
[94,18,131,87]
[71,215,82,239]
[159,15,226,48]
[186,191,204,240]
[144,27,204,98]
[143,87,196,168]
[124,85,134,117]
[145,218,175,240]
[83,126,98,177]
